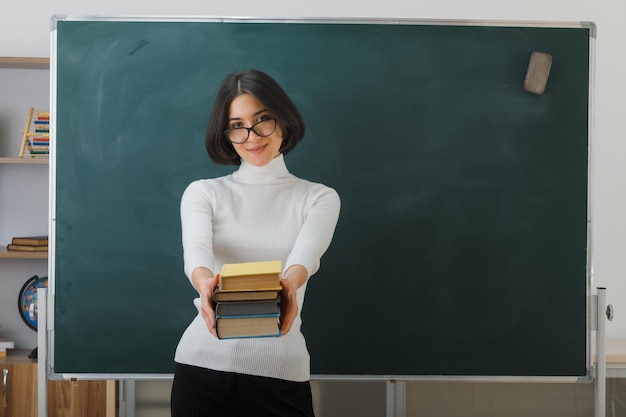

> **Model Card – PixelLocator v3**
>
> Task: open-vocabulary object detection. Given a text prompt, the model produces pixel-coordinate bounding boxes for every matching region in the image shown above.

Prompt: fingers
[203,305,218,338]
[202,276,219,338]
[279,279,298,336]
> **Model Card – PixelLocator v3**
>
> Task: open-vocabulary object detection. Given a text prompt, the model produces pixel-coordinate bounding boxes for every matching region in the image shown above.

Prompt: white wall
[1,0,625,341]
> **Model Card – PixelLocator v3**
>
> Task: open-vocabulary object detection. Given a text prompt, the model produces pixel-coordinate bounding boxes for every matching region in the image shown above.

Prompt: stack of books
[7,235,48,252]
[214,260,283,339]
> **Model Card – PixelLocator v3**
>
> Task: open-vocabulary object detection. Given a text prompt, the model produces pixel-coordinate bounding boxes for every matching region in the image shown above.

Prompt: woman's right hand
[192,267,219,338]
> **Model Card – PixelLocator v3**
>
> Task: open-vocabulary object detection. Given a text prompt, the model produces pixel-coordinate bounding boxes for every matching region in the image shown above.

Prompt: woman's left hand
[280,265,308,336]
[279,277,299,335]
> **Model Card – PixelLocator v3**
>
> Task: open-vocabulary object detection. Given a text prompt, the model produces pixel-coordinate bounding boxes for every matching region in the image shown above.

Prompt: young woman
[171,69,341,417]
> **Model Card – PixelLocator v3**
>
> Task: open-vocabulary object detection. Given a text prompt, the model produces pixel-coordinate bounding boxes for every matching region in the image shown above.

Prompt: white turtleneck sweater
[174,154,340,382]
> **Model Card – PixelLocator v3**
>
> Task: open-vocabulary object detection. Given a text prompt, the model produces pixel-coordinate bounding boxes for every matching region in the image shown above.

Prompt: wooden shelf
[0,57,49,69]
[0,246,47,259]
[0,157,48,164]
[1,349,116,417]
[0,349,34,364]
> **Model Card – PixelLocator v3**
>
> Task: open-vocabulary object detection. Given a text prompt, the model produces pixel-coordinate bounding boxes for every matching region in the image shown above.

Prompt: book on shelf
[218,260,282,292]
[0,338,15,358]
[11,235,48,245]
[6,244,48,252]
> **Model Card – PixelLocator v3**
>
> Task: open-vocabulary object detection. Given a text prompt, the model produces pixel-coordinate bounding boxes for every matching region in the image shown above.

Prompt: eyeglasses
[223,118,277,144]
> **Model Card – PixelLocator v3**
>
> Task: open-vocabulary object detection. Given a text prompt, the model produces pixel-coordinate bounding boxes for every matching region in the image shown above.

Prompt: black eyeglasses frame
[223,118,277,144]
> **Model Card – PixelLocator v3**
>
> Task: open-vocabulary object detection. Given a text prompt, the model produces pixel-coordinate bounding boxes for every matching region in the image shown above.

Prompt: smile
[246,144,267,154]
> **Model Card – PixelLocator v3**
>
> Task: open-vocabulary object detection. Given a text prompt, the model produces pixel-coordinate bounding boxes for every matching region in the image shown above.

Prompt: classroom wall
[1,0,624,347]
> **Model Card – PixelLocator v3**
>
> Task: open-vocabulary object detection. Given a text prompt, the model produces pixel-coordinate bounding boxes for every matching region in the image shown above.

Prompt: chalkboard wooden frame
[49,16,594,380]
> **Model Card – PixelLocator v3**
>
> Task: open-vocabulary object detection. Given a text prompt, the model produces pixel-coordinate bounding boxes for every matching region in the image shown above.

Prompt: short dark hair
[205,69,305,165]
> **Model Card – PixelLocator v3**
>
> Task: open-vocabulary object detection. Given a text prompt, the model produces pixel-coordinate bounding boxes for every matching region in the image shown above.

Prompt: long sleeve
[180,180,217,280]
[285,185,341,277]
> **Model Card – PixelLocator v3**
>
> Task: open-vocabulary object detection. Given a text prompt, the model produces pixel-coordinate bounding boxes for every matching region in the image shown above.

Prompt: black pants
[171,363,315,417]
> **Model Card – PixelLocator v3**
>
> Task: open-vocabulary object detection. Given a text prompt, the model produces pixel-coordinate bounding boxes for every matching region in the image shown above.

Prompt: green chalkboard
[52,18,591,377]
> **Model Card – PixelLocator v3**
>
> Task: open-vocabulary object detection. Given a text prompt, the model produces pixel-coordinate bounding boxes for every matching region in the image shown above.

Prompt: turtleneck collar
[231,154,295,184]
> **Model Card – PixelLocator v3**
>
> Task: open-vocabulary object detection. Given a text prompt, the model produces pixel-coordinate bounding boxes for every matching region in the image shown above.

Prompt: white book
[0,338,15,349]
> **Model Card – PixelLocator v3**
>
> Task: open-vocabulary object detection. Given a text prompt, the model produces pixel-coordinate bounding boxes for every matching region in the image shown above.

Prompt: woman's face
[227,93,283,167]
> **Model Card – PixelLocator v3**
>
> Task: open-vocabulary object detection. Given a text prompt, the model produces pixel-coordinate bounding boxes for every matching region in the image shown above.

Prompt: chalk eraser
[523,51,553,95]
